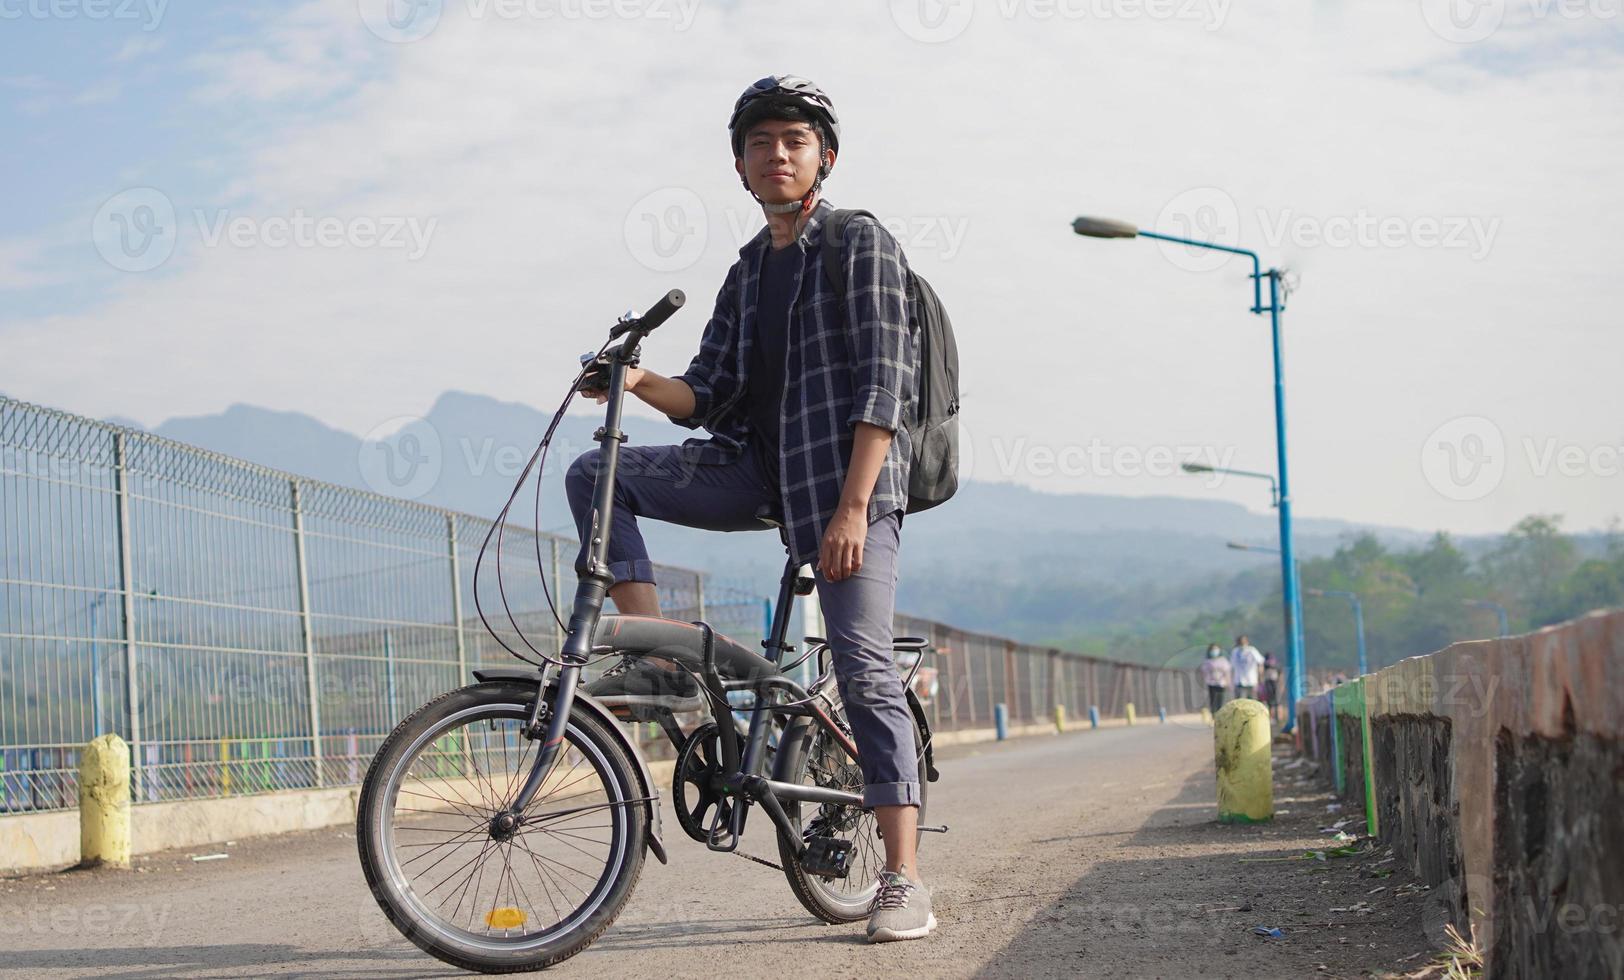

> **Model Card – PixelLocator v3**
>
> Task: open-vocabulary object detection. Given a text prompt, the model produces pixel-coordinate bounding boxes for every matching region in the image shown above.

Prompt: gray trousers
[566,443,919,808]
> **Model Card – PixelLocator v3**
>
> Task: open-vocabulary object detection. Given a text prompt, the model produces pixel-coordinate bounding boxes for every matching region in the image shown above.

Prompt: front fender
[470,668,667,865]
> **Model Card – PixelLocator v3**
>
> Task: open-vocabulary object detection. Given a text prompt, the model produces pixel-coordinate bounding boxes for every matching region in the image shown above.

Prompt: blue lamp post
[1073,215,1305,731]
[1307,587,1367,676]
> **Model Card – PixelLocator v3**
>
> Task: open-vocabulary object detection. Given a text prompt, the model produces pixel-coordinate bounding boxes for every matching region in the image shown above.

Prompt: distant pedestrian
[1260,652,1282,722]
[1198,644,1231,715]
[1230,635,1265,701]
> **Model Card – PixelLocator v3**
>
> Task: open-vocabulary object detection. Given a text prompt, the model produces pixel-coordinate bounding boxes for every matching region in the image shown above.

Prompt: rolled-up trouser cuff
[863,781,921,808]
[607,558,657,586]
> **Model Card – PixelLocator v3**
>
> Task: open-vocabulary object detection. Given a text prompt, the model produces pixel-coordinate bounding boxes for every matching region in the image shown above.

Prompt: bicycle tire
[773,683,929,924]
[356,681,646,973]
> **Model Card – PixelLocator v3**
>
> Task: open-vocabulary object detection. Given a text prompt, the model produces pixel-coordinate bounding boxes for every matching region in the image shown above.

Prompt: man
[565,75,932,943]
[1230,634,1265,701]
[1198,643,1231,716]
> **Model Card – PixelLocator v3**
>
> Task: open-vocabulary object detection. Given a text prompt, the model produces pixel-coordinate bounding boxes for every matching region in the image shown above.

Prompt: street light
[1462,598,1510,637]
[1076,215,1304,731]
[1306,587,1367,676]
[1180,461,1279,508]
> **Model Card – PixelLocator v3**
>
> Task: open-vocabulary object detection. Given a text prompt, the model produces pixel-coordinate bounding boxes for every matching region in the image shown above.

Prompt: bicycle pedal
[799,837,854,879]
[919,823,950,834]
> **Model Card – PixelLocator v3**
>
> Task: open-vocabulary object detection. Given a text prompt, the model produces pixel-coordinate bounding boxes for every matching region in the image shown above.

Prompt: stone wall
[1295,608,1623,976]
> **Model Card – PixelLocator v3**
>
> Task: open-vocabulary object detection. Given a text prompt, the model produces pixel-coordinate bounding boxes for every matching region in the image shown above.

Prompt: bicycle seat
[592,614,776,684]
[753,502,784,529]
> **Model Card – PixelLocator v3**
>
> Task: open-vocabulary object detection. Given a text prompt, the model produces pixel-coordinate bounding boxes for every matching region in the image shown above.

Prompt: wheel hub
[488,811,521,842]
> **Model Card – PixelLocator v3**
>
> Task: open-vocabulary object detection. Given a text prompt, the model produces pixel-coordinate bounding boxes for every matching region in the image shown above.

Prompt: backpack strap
[819,208,878,299]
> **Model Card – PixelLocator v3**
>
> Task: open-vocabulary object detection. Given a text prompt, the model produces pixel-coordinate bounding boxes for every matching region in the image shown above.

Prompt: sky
[1,0,1621,536]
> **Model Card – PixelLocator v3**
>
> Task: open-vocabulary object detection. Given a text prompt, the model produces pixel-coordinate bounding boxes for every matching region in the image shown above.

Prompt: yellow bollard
[1200,706,1213,726]
[79,734,132,868]
[1214,700,1273,823]
[1054,704,1066,733]
[1124,702,1136,726]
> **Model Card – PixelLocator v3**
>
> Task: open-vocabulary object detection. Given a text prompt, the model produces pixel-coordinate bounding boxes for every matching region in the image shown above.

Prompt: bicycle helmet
[728,74,840,214]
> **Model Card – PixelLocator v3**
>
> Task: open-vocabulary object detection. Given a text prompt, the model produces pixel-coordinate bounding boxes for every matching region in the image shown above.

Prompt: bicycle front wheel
[356,681,647,973]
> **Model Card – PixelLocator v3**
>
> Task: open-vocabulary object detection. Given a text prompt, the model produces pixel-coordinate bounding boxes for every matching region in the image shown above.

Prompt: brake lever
[576,344,642,394]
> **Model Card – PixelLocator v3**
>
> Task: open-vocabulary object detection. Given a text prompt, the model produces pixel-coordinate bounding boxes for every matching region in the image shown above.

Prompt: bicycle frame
[496,291,911,864]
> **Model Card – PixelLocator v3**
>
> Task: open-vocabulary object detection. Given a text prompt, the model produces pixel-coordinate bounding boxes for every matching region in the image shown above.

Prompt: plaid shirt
[665,199,917,568]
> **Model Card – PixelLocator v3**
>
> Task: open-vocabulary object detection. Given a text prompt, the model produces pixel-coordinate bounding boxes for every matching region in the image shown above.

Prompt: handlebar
[610,288,686,339]
[640,288,685,331]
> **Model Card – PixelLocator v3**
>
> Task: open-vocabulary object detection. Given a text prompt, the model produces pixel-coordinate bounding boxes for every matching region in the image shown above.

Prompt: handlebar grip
[637,289,685,332]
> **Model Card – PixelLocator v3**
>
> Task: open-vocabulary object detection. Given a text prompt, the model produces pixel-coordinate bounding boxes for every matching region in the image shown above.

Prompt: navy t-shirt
[747,243,799,488]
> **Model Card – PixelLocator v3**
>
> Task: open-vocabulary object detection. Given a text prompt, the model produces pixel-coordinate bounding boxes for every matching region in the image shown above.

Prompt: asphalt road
[1,722,1436,979]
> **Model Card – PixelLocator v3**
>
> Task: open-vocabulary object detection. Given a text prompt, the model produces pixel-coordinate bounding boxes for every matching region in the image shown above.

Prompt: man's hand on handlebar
[579,366,646,405]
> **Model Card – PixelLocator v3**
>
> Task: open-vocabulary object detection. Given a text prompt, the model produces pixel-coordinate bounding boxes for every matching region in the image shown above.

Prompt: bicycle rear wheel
[774,683,928,924]
[356,681,646,973]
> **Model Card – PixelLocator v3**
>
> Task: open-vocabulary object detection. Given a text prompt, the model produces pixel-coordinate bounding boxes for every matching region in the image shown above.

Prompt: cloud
[0,237,62,290]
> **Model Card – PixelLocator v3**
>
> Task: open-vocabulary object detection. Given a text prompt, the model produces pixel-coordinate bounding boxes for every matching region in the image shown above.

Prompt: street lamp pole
[1307,588,1366,675]
[1076,216,1304,731]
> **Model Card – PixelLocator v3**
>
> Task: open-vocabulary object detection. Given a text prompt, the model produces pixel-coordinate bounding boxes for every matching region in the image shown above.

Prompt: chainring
[673,721,740,844]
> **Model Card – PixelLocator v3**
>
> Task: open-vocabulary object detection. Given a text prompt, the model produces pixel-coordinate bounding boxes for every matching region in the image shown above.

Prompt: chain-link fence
[893,613,1203,739]
[0,397,759,813]
[3,396,1198,816]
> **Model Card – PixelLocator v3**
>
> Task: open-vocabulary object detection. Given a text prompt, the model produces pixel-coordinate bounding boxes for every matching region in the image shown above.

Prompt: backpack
[821,209,960,514]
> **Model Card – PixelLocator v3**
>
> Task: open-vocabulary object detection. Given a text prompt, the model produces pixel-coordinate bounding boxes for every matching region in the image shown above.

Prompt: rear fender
[470,668,667,865]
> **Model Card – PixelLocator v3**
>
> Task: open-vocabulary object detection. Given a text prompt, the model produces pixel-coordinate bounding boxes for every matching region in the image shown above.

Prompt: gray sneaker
[866,871,937,943]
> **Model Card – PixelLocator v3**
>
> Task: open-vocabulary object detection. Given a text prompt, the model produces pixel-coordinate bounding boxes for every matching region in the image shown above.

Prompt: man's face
[735,118,832,205]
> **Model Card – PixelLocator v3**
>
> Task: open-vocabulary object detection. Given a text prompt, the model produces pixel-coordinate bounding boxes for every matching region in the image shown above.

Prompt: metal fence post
[448,515,467,682]
[1004,641,1018,724]
[290,480,323,788]
[111,433,142,801]
[1048,650,1060,716]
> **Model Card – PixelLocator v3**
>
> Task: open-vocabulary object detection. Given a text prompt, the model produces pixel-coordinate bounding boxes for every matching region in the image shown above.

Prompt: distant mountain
[141,391,1436,643]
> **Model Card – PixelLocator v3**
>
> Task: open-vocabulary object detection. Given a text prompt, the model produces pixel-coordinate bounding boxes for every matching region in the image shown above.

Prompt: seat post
[761,553,800,666]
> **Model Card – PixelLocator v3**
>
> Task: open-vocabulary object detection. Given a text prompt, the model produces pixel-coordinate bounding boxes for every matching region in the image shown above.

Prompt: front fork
[506,332,636,816]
